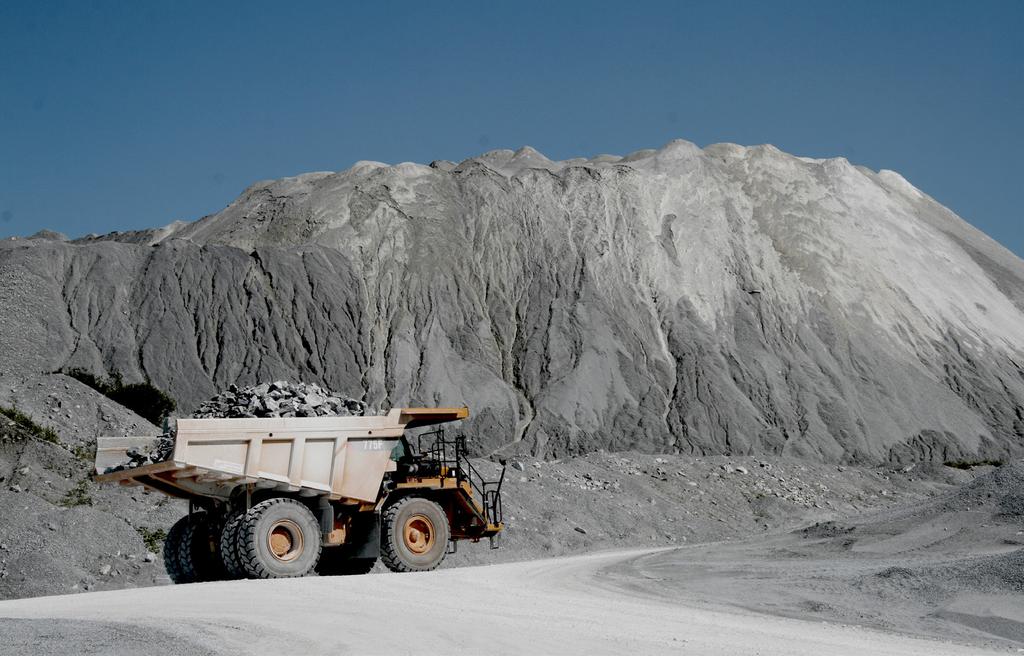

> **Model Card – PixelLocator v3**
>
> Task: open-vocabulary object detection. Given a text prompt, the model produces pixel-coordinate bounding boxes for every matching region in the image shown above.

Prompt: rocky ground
[0,413,182,599]
[0,395,978,600]
[449,450,970,567]
[0,372,184,598]
[0,372,1019,650]
[0,372,159,451]
[608,461,1024,650]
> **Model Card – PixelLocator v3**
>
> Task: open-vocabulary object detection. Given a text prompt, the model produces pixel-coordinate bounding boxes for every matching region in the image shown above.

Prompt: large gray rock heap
[1,140,1023,463]
[192,381,366,419]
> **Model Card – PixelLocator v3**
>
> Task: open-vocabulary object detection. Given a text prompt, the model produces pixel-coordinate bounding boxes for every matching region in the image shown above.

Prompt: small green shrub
[0,405,60,444]
[137,527,167,553]
[60,478,94,507]
[72,441,95,462]
[63,368,177,425]
[944,459,1004,470]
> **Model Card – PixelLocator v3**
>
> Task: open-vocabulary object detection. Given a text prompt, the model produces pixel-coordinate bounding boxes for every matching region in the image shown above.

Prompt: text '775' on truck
[94,407,505,581]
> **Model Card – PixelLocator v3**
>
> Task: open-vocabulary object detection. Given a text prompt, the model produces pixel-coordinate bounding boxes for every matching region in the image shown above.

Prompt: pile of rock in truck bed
[104,381,366,472]
[192,381,366,419]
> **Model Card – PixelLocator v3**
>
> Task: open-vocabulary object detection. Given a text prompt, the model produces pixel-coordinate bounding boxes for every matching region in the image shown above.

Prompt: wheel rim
[404,514,435,555]
[267,519,304,562]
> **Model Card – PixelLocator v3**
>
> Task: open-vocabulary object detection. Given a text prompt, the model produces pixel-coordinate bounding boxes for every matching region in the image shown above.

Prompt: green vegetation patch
[60,478,94,507]
[63,368,177,425]
[0,405,60,444]
[137,526,167,553]
[72,441,96,462]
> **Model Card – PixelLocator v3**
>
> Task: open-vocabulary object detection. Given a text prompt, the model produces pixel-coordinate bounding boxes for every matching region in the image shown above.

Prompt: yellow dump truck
[94,407,504,581]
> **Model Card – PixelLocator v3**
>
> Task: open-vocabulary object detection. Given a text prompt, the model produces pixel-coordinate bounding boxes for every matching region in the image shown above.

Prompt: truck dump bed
[95,407,468,502]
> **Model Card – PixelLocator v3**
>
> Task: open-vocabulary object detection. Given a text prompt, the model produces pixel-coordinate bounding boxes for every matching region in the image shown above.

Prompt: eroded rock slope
[2,141,1023,462]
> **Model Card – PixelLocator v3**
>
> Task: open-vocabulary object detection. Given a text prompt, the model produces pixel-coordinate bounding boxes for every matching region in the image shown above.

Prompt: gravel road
[0,548,1002,655]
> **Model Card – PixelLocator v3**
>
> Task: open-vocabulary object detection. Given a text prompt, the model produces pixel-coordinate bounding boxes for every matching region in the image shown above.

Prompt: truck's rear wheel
[381,496,449,572]
[238,498,322,578]
[164,512,225,584]
[163,515,191,583]
[219,511,246,579]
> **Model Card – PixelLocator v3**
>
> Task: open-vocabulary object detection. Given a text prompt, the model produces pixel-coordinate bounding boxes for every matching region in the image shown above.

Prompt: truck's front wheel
[381,496,450,572]
[238,498,322,578]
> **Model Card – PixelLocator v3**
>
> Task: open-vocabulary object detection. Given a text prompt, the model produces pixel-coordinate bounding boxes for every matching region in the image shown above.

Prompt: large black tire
[163,512,226,584]
[163,514,191,583]
[316,552,377,576]
[238,498,322,579]
[381,496,450,573]
[219,511,246,579]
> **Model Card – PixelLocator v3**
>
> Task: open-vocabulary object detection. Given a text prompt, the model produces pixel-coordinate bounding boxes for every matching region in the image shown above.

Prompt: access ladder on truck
[404,429,505,545]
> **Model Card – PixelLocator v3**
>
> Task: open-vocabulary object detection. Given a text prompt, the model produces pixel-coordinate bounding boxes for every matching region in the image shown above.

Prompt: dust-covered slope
[1,140,1023,462]
[619,461,1024,649]
[0,397,183,600]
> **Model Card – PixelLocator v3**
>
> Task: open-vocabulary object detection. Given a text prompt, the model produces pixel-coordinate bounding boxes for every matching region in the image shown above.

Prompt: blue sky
[1,1,1021,256]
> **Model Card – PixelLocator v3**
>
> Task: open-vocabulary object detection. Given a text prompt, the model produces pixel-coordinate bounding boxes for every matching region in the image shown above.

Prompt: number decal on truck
[353,439,393,451]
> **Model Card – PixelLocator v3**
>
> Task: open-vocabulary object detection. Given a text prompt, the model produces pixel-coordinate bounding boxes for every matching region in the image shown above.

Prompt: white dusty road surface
[0,549,1006,656]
